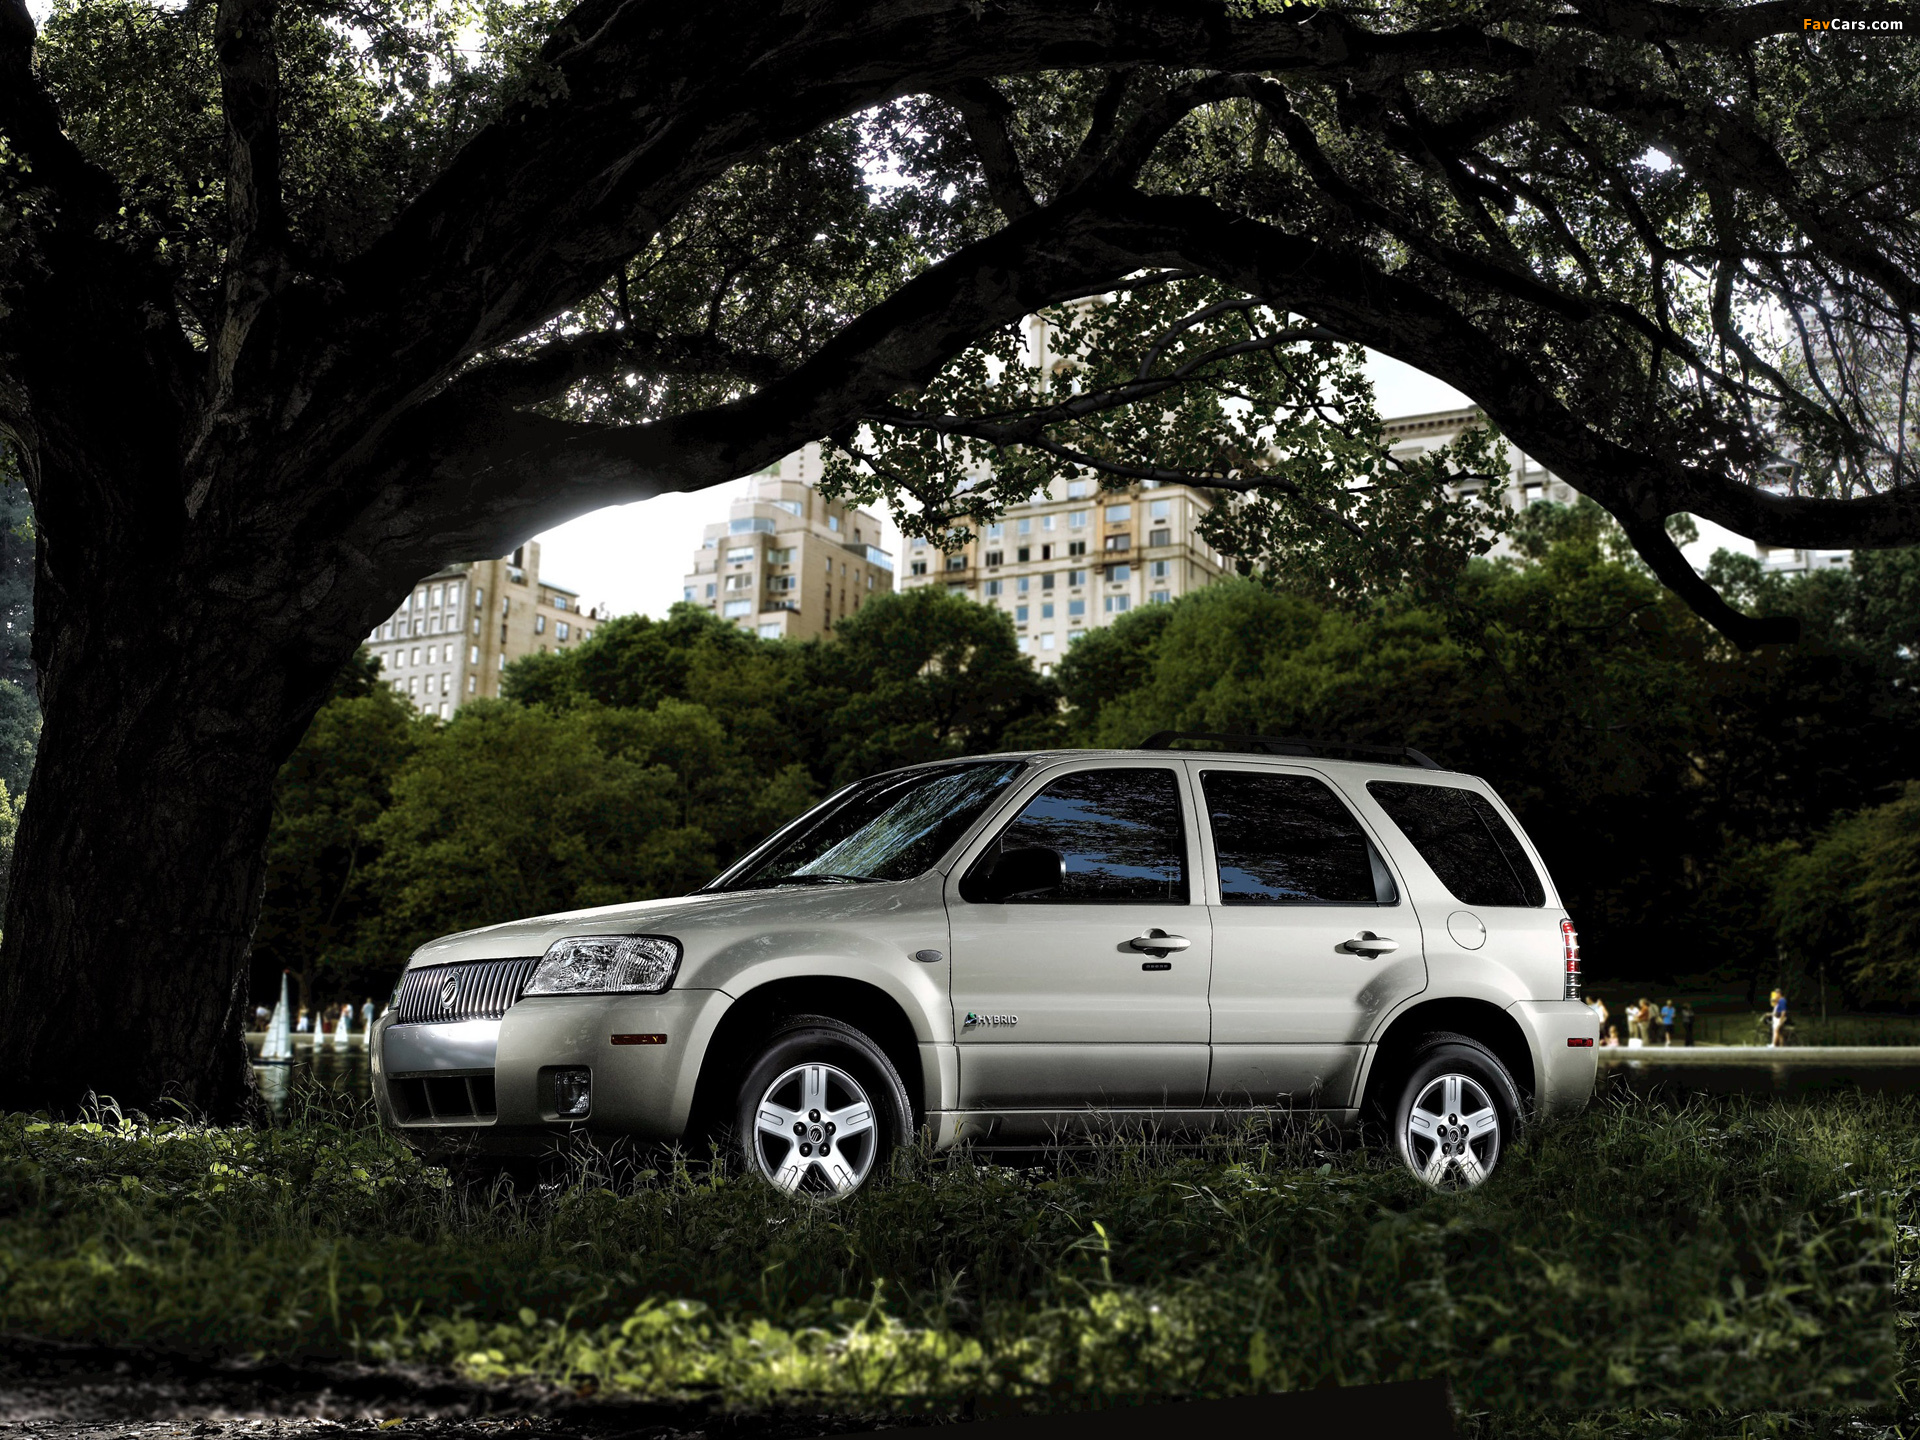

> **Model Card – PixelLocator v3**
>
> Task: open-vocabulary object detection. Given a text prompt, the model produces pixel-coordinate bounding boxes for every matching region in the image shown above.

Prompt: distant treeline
[253,501,1920,1013]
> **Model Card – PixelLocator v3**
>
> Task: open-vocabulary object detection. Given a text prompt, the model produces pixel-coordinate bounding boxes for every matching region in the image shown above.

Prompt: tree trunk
[0,457,363,1119]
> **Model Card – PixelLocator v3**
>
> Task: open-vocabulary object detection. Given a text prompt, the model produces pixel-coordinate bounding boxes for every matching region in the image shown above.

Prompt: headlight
[525,935,682,995]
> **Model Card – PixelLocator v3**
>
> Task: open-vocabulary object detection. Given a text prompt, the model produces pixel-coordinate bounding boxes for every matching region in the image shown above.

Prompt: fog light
[554,1068,591,1117]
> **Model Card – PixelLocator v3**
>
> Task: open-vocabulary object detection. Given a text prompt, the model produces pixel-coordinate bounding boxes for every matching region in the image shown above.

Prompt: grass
[0,1083,1909,1437]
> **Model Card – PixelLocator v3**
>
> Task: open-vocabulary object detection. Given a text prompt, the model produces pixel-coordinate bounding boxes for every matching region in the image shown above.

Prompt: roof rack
[1137,731,1443,770]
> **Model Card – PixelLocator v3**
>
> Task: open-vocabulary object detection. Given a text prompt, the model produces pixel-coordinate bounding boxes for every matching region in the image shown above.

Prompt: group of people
[1583,991,1793,1047]
[1583,995,1696,1047]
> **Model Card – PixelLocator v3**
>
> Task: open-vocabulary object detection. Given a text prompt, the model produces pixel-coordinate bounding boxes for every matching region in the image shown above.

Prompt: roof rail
[1137,731,1443,770]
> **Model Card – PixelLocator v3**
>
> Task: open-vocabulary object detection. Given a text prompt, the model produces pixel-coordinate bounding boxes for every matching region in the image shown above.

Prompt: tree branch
[939,79,1037,219]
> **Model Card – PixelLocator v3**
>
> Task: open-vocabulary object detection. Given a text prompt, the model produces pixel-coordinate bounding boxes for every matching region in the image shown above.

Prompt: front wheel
[1391,1034,1524,1190]
[734,1015,911,1200]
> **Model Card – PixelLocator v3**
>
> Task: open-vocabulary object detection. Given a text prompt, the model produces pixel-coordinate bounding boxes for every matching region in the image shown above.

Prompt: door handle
[1340,931,1399,958]
[1128,928,1191,956]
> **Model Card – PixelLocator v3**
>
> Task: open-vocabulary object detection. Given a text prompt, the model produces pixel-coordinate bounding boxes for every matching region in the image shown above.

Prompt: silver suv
[373,736,1597,1194]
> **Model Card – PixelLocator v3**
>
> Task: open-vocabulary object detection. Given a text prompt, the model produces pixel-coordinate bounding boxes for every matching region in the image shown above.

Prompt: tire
[1389,1032,1524,1190]
[734,1014,911,1200]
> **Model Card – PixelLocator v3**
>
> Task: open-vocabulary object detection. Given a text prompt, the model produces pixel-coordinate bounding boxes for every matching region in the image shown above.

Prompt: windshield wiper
[770,872,878,886]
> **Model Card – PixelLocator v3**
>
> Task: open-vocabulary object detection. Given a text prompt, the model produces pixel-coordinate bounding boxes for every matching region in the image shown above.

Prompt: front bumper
[374,989,730,1154]
[1508,998,1599,1118]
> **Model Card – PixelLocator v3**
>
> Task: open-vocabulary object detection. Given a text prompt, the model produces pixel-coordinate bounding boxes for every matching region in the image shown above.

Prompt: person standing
[1591,996,1610,1042]
[1659,999,1676,1045]
[1679,1000,1696,1047]
[1770,988,1789,1047]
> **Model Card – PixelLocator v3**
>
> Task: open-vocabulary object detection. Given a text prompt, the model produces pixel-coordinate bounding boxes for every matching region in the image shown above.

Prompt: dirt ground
[0,1338,907,1440]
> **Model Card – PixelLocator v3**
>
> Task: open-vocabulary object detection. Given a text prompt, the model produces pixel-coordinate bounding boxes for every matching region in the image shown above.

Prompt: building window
[441,673,451,695]
[730,517,778,535]
[409,647,420,666]
[1105,504,1132,523]
[1150,498,1173,520]
[553,595,569,611]
[828,515,840,531]
[946,555,968,571]
[987,523,1005,539]
[727,547,755,563]
[723,600,752,617]
[1068,479,1094,499]
[1016,546,1030,563]
[704,583,716,598]
[407,677,418,694]
[984,579,1002,597]
[1068,510,1089,528]
[1041,633,1056,650]
[1105,595,1131,613]
[1014,576,1028,593]
[947,583,968,594]
[910,561,928,576]
[1069,628,1087,643]
[498,654,505,670]
[912,536,927,549]
[758,621,783,638]
[1068,598,1087,617]
[1149,528,1171,547]
[502,596,511,616]
[770,575,796,591]
[472,618,480,637]
[774,500,803,517]
[469,645,479,664]
[684,586,696,601]
[472,588,482,610]
[1103,534,1131,552]
[1150,559,1172,579]
[557,622,570,641]
[1018,635,1032,651]
[447,583,461,608]
[725,574,753,590]
[1107,564,1132,582]
[1015,605,1029,623]
[1150,590,1171,605]
[1017,518,1032,535]
[1041,573,1056,590]
[1068,540,1087,557]
[467,675,477,694]
[535,614,546,634]
[1041,603,1055,619]
[985,550,1003,567]
[1042,514,1056,531]
[769,547,794,564]
[1068,568,1087,587]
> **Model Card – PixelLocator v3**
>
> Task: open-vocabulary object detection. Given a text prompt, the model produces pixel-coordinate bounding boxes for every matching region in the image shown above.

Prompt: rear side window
[1367,782,1545,908]
[1202,771,1396,905]
[970,767,1188,903]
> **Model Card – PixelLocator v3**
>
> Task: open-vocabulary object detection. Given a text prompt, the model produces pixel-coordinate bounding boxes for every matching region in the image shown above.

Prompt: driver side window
[962,767,1188,904]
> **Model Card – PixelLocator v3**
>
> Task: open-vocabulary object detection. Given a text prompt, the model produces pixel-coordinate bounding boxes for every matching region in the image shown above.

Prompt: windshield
[719,761,1027,890]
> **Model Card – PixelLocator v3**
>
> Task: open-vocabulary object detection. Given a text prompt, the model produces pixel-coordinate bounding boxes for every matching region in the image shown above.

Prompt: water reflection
[250,1040,371,1119]
[1601,1059,1920,1100]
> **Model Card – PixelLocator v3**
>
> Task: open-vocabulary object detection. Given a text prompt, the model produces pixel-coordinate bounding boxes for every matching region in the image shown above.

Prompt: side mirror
[982,846,1065,903]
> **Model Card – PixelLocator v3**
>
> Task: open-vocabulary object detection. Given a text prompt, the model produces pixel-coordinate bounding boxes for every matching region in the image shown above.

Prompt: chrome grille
[392,958,539,1026]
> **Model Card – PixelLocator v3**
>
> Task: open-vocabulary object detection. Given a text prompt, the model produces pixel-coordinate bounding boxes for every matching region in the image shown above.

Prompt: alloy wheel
[1404,1071,1500,1189]
[749,1061,878,1198]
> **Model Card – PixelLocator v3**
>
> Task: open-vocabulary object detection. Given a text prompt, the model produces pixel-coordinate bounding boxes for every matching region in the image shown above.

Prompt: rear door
[946,761,1211,1112]
[1196,763,1425,1109]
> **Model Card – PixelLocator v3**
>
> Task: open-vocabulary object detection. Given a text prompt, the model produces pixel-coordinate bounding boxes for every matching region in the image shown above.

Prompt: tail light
[1561,919,1581,999]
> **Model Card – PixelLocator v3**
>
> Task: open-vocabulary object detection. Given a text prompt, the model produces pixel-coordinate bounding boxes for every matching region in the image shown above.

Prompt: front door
[947,762,1211,1117]
[1197,764,1427,1109]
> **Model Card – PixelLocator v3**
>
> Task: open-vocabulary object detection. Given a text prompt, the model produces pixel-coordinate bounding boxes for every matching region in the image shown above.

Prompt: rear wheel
[734,1015,911,1199]
[1390,1033,1523,1190]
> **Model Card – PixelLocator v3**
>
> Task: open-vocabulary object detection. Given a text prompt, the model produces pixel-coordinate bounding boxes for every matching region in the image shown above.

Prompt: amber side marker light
[1568,1037,1595,1048]
[612,1033,668,1045]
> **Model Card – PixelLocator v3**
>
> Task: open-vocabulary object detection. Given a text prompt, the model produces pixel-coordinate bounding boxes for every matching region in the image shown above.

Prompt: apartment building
[683,445,894,640]
[365,542,603,718]
[897,477,1227,674]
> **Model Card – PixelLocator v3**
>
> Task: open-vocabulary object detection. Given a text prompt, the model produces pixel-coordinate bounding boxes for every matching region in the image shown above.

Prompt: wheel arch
[1359,997,1536,1121]
[686,977,926,1141]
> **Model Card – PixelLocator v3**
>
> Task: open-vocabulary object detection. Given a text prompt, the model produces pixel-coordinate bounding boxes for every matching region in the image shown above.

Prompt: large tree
[1,0,1916,1113]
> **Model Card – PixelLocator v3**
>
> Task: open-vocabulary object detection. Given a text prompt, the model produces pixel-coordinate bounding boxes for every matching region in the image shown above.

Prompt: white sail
[260,973,293,1062]
[332,1003,350,1049]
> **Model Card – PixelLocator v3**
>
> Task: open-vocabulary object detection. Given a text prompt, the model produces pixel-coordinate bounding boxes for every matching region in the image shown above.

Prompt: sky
[531,349,1761,620]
